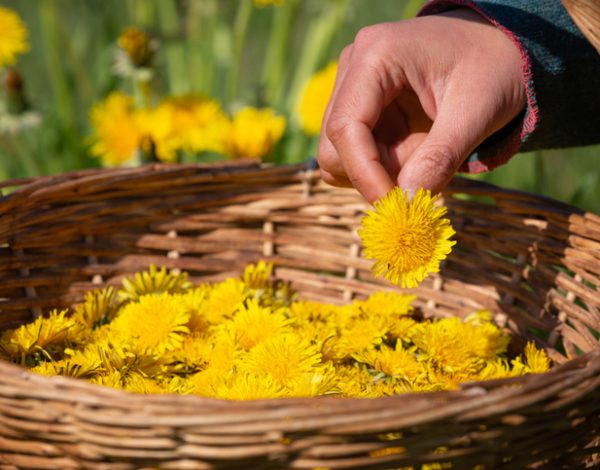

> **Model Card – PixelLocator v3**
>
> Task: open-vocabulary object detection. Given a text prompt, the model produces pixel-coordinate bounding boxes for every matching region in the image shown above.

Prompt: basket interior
[1,162,599,364]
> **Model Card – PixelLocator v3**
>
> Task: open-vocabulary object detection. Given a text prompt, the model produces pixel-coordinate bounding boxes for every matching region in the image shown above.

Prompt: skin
[317,8,526,203]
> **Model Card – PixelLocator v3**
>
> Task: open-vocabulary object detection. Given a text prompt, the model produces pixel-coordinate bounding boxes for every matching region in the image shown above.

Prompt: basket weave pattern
[0,162,599,469]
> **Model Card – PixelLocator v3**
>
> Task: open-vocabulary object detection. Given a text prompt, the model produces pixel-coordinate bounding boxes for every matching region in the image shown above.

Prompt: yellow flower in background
[297,61,337,136]
[135,104,180,162]
[162,95,230,154]
[89,92,141,166]
[359,187,456,288]
[224,107,286,160]
[0,6,29,68]
[110,293,190,355]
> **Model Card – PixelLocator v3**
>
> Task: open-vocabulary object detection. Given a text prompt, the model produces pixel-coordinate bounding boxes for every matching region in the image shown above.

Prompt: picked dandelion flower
[218,299,291,351]
[297,61,337,136]
[0,6,29,69]
[239,334,323,386]
[359,187,456,288]
[524,342,550,374]
[110,293,190,355]
[224,107,285,160]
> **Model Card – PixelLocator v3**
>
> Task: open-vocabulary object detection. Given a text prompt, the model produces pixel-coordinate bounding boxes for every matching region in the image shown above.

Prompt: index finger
[325,62,399,203]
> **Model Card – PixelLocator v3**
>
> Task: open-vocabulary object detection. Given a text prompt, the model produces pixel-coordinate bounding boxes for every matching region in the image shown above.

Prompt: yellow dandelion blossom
[214,372,286,400]
[180,286,212,334]
[204,278,246,322]
[162,94,230,153]
[3,309,81,364]
[119,265,192,303]
[89,92,141,166]
[31,349,102,379]
[0,6,29,68]
[286,364,339,398]
[353,343,423,383]
[110,293,190,355]
[524,342,550,374]
[224,107,285,160]
[164,332,211,374]
[91,371,125,389]
[123,373,167,394]
[72,286,119,331]
[242,261,273,290]
[297,61,337,136]
[239,334,322,386]
[359,187,456,288]
[218,299,291,351]
[335,314,389,359]
[135,104,180,162]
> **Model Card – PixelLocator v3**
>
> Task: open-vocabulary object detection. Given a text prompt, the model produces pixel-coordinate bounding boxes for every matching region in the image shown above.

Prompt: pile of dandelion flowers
[0,6,29,69]
[359,187,456,288]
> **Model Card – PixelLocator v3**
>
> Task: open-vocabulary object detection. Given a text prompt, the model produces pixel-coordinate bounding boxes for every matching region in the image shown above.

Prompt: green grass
[0,0,598,213]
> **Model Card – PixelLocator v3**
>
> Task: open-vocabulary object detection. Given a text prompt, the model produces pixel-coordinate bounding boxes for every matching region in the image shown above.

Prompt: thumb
[396,96,498,196]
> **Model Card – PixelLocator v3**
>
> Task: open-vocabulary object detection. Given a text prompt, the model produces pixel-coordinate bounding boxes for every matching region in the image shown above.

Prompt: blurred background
[0,0,598,212]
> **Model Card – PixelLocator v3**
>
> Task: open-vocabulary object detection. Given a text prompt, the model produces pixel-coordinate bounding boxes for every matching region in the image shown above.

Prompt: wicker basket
[0,161,598,470]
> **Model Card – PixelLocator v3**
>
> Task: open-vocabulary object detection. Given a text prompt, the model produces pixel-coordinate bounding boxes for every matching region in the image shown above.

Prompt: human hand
[317,8,526,203]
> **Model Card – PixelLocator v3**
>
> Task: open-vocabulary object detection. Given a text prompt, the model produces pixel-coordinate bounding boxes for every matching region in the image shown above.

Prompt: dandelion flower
[218,299,291,351]
[359,187,456,288]
[0,6,29,69]
[3,309,81,364]
[214,372,286,400]
[89,92,141,166]
[524,342,550,374]
[297,61,337,136]
[162,95,230,154]
[239,334,322,386]
[119,265,192,303]
[110,293,190,355]
[135,104,180,162]
[224,107,285,160]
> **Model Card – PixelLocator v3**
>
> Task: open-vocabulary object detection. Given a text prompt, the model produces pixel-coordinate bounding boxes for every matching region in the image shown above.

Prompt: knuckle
[354,25,380,49]
[325,115,351,144]
[339,44,353,64]
[417,144,459,182]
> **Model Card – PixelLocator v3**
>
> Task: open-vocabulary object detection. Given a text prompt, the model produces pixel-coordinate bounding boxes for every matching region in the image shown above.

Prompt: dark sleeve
[419,0,600,174]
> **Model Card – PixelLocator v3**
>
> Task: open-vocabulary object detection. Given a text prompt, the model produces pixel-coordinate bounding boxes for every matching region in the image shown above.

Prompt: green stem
[285,0,350,115]
[261,0,300,107]
[227,0,253,102]
[187,0,218,95]
[402,0,425,19]
[3,135,44,177]
[533,151,546,195]
[38,0,77,133]
[157,0,189,95]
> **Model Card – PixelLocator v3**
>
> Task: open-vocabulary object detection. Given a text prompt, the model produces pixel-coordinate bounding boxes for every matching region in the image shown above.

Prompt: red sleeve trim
[419,0,540,174]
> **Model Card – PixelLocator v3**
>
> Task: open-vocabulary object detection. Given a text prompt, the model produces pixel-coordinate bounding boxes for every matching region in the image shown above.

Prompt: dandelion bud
[118,27,154,68]
[4,68,27,114]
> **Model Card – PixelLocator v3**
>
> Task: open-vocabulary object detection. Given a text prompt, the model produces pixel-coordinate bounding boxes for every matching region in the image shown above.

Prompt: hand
[317,8,526,203]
